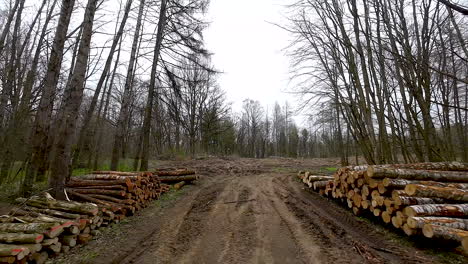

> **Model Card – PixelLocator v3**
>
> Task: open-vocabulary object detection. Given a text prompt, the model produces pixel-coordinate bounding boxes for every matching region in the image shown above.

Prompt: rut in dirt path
[118,171,439,264]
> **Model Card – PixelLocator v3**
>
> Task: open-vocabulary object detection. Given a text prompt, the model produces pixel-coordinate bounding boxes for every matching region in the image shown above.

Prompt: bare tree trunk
[140,0,168,171]
[111,0,146,170]
[24,0,76,191]
[49,0,98,199]
[74,0,133,167]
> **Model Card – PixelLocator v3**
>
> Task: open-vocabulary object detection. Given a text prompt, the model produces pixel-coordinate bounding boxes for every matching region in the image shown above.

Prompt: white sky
[204,0,300,119]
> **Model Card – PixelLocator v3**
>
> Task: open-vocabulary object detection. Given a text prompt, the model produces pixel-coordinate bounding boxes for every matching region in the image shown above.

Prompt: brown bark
[0,233,43,244]
[140,0,168,171]
[407,216,468,230]
[368,167,468,182]
[31,251,48,264]
[26,0,76,185]
[49,0,99,198]
[422,224,468,244]
[174,181,186,190]
[404,204,468,218]
[383,178,468,189]
[394,196,444,207]
[156,169,196,176]
[0,223,57,236]
[60,235,77,247]
[159,175,199,183]
[67,188,127,197]
[0,244,29,257]
[405,184,468,201]
[15,198,98,216]
[67,179,131,188]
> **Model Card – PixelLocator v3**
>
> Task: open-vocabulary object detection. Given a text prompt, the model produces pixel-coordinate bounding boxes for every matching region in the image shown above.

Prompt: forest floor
[45,157,467,263]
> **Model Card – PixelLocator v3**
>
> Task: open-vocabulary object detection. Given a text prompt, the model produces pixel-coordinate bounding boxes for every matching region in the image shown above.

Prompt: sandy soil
[52,157,464,264]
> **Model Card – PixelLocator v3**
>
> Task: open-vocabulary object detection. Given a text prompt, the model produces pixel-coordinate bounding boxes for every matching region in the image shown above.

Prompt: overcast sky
[204,0,300,120]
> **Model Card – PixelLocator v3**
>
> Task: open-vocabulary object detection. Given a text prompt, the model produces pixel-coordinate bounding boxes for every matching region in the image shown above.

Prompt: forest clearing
[1,0,468,263]
[15,157,463,264]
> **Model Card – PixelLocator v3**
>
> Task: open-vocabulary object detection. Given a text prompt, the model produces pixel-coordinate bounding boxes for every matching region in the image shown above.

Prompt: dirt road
[55,158,461,264]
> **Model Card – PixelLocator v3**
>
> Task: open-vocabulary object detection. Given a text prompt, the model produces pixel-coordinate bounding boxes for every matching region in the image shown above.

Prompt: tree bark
[49,0,99,199]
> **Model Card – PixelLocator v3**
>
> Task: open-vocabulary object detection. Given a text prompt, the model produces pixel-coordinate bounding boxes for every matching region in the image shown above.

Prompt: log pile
[65,171,168,218]
[154,168,200,187]
[0,168,195,263]
[298,162,468,254]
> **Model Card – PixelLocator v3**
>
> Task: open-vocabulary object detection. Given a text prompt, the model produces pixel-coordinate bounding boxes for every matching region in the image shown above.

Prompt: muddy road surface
[55,158,460,264]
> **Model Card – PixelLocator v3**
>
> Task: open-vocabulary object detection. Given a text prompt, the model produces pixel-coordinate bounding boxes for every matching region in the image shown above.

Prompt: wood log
[159,175,199,183]
[74,185,127,191]
[66,190,122,212]
[22,206,80,220]
[394,196,445,207]
[174,181,186,190]
[15,198,98,216]
[0,256,15,263]
[402,224,420,236]
[60,235,77,247]
[407,216,468,230]
[0,233,43,244]
[307,176,334,183]
[87,194,134,205]
[405,184,468,201]
[64,225,80,235]
[393,161,468,171]
[0,223,57,235]
[383,178,468,189]
[22,244,42,253]
[367,167,468,182]
[422,224,468,244]
[30,251,48,264]
[404,204,468,218]
[41,238,58,246]
[0,244,29,257]
[313,180,331,191]
[91,171,139,176]
[44,242,61,254]
[156,169,195,176]
[67,179,134,191]
[463,237,468,254]
[381,211,392,223]
[79,174,139,181]
[67,188,127,197]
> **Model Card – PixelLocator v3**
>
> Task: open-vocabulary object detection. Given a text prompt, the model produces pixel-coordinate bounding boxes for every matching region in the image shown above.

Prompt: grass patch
[324,167,338,172]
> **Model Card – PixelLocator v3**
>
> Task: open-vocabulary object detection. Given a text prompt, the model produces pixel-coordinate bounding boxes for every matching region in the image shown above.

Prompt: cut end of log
[422,224,434,238]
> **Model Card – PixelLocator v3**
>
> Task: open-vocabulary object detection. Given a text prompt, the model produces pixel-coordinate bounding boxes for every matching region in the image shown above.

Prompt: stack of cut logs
[0,169,197,263]
[298,162,468,254]
[65,171,168,218]
[154,168,199,191]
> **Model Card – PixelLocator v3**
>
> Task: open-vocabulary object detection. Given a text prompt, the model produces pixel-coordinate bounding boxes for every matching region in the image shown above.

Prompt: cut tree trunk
[174,181,185,190]
[159,175,199,183]
[405,184,468,201]
[422,224,468,246]
[156,169,195,176]
[367,167,468,182]
[394,196,445,207]
[404,204,468,218]
[0,244,30,257]
[407,216,468,230]
[383,178,468,189]
[22,206,81,220]
[0,233,43,244]
[67,188,127,197]
[15,198,98,216]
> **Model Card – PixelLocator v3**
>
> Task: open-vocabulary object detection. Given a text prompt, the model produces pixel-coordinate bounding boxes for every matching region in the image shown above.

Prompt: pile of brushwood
[299,162,468,254]
[0,169,198,263]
